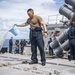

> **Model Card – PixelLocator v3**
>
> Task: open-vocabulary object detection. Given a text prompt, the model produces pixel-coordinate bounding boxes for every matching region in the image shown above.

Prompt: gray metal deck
[0,53,75,75]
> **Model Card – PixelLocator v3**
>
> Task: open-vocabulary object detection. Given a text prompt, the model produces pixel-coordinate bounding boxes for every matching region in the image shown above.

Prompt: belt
[30,27,42,31]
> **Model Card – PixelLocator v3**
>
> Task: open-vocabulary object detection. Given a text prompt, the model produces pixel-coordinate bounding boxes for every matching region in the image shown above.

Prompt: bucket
[9,26,20,36]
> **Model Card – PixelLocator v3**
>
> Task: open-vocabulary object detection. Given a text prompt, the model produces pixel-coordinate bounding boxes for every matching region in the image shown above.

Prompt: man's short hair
[27,8,34,12]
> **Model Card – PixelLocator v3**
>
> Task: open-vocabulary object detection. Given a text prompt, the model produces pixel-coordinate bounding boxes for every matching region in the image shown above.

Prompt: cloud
[0,0,58,20]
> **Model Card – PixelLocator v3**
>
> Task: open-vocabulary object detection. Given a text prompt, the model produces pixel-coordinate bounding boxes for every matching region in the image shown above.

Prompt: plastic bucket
[9,26,20,36]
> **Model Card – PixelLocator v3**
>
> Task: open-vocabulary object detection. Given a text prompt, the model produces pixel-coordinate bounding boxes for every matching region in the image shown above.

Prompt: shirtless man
[15,8,48,66]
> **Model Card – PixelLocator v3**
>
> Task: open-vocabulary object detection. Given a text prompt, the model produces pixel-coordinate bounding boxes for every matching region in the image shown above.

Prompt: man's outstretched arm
[15,22,29,27]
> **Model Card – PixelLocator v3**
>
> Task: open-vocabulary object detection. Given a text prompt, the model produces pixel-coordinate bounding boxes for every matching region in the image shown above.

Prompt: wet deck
[0,53,75,75]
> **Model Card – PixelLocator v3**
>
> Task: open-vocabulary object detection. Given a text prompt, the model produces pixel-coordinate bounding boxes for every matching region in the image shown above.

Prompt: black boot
[41,61,46,66]
[29,61,38,64]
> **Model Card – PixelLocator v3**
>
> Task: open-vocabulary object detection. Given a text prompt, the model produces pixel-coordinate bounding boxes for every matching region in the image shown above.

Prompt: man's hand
[14,24,17,26]
[43,33,48,38]
[14,24,21,27]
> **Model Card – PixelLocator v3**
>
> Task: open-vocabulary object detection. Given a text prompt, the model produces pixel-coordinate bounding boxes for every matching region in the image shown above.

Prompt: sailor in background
[23,39,26,47]
[20,39,26,55]
[9,37,13,53]
[68,21,75,60]
[15,8,48,66]
[48,38,53,56]
[20,39,24,55]
[15,40,20,54]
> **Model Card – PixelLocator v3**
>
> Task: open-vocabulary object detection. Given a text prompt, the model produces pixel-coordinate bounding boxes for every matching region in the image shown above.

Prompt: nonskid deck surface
[0,53,75,75]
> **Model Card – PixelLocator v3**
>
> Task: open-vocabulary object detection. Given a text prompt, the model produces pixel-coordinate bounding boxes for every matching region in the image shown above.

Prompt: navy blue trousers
[69,40,75,60]
[30,29,45,62]
[9,46,12,53]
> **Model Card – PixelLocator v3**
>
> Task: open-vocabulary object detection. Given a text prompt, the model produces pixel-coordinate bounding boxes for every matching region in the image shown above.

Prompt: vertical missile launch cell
[59,5,74,20]
[65,0,75,8]
[50,28,70,56]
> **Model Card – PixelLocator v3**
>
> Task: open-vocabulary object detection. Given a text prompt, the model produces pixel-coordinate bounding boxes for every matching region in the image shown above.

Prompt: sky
[0,0,64,39]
